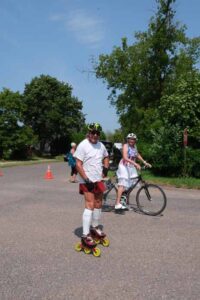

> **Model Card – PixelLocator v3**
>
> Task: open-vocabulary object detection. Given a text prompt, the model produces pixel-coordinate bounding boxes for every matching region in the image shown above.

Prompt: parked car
[101,141,122,170]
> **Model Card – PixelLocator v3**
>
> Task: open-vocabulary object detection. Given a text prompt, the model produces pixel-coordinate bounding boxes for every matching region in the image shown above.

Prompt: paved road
[0,162,199,300]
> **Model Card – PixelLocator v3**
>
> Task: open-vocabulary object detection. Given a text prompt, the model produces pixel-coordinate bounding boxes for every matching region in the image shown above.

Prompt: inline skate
[90,226,110,247]
[75,234,101,257]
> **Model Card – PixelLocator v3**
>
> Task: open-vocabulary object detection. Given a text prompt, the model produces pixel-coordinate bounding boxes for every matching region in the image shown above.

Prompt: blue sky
[0,0,199,132]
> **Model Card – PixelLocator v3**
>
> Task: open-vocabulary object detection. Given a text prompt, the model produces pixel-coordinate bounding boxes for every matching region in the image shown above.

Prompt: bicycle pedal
[115,209,125,215]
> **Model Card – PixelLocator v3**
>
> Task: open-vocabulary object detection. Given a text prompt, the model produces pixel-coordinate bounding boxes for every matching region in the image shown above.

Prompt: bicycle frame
[124,175,144,196]
[104,173,146,198]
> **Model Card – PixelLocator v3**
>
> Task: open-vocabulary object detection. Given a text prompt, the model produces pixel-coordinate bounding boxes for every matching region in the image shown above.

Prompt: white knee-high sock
[82,208,93,235]
[91,208,102,228]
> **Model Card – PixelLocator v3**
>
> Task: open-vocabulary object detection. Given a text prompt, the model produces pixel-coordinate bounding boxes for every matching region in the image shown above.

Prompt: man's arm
[75,158,88,181]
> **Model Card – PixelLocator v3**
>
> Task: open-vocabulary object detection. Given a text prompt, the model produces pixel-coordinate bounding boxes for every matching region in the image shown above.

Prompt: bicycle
[103,167,167,216]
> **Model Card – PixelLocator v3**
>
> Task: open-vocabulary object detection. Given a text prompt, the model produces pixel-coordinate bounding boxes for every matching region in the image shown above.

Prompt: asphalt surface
[0,162,199,300]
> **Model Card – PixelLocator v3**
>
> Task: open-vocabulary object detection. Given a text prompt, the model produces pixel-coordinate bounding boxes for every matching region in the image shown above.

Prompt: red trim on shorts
[79,181,106,195]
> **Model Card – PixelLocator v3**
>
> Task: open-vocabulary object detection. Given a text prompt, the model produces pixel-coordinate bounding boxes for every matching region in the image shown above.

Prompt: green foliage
[0,76,86,158]
[94,0,200,178]
[106,129,125,143]
[159,72,200,147]
[23,75,85,154]
[94,0,195,134]
[149,126,200,178]
[71,131,86,146]
[149,124,183,176]
[100,131,107,141]
[184,148,200,178]
[0,88,37,159]
[141,73,200,177]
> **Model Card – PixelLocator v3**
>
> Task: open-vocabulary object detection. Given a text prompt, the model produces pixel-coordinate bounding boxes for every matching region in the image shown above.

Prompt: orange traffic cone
[44,165,54,180]
[0,169,3,176]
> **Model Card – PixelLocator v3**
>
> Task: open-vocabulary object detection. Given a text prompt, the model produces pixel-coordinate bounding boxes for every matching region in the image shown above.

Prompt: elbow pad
[102,166,108,177]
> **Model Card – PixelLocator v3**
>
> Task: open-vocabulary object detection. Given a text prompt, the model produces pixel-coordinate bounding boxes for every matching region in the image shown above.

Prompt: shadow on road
[74,227,82,238]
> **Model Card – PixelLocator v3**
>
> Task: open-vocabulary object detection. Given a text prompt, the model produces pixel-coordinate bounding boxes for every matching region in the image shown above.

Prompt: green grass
[142,171,200,189]
[108,170,200,190]
[0,156,63,167]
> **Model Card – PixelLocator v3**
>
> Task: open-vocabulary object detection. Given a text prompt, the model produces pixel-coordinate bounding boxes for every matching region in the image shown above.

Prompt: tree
[159,72,200,147]
[23,75,85,154]
[106,129,124,143]
[0,88,36,159]
[149,72,200,176]
[94,0,200,138]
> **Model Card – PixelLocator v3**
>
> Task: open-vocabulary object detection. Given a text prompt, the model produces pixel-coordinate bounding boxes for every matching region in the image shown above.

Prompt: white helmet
[126,133,137,140]
[71,142,76,147]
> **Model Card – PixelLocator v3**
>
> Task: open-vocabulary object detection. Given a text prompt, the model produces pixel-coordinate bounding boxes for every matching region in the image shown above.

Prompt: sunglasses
[90,130,100,136]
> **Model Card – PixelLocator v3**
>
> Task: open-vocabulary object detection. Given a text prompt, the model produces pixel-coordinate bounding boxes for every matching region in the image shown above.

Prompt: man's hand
[84,178,95,192]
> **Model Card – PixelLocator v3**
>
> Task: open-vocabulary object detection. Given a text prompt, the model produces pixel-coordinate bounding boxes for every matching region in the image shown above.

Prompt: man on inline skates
[74,123,109,251]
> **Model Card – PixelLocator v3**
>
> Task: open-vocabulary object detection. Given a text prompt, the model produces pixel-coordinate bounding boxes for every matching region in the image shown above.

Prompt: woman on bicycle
[115,133,151,210]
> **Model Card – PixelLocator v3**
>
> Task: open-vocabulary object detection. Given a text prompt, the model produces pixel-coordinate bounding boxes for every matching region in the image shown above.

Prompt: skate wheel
[94,238,100,244]
[75,242,82,252]
[102,238,110,247]
[93,247,101,257]
[83,247,91,254]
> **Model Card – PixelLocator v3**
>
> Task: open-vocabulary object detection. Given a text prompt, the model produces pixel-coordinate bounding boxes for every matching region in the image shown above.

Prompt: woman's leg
[70,166,77,182]
[70,167,74,182]
[115,185,125,205]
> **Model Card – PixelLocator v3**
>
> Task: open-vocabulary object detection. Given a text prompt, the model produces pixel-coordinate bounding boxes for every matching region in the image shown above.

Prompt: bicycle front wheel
[136,184,167,216]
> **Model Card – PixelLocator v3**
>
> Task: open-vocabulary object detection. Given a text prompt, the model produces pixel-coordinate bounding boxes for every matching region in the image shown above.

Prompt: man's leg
[90,193,109,245]
[91,193,103,228]
[82,192,94,236]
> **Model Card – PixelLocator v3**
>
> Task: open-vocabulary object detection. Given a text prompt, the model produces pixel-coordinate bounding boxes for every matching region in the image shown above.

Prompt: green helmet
[87,123,102,132]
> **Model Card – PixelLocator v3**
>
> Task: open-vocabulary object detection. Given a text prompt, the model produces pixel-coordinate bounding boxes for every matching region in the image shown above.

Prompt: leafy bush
[185,148,200,178]
[149,125,183,176]
[148,124,200,178]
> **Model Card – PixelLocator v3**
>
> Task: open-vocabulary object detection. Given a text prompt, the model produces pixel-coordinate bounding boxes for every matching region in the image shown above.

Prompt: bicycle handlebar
[108,164,151,172]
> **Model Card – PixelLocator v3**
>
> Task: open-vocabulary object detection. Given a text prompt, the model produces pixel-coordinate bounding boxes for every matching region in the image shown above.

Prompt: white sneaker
[115,203,127,210]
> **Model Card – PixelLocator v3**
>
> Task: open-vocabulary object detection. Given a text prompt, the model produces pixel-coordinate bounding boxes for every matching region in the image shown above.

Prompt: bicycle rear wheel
[136,184,167,216]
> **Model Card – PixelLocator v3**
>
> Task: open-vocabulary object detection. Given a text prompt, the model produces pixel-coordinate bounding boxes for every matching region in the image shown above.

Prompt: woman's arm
[137,153,152,168]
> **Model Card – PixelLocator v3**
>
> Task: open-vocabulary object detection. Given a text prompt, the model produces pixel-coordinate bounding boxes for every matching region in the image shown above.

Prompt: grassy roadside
[142,170,200,189]
[0,156,63,167]
[108,170,200,190]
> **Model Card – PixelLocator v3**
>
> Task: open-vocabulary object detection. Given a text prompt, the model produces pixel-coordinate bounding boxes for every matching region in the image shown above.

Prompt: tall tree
[0,88,36,159]
[95,0,200,137]
[23,75,85,154]
[159,71,200,147]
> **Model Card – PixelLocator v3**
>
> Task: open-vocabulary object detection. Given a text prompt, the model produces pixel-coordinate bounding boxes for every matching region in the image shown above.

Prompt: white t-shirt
[74,138,109,182]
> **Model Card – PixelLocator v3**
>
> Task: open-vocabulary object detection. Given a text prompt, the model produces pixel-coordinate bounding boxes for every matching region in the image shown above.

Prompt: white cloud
[50,9,105,48]
[68,11,104,48]
[49,13,66,22]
